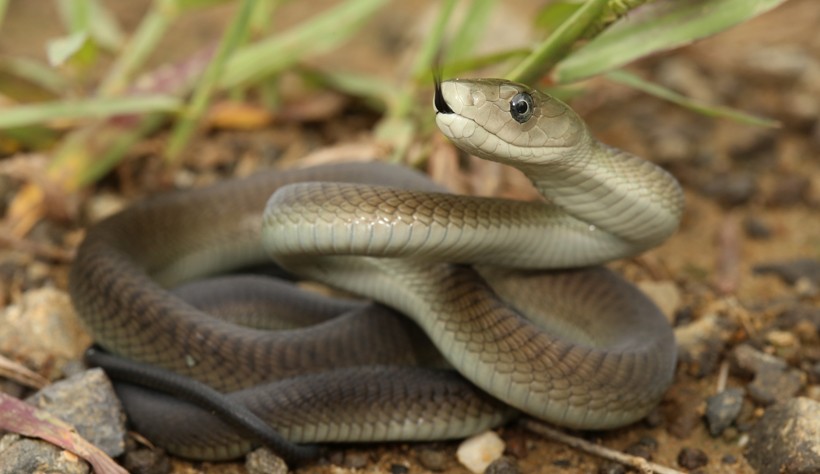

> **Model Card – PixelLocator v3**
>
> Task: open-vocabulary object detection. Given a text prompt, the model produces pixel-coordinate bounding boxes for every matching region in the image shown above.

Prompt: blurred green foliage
[0,0,786,189]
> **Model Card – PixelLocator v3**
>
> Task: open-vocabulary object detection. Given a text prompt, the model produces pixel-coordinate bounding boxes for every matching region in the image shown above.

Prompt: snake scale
[70,78,684,462]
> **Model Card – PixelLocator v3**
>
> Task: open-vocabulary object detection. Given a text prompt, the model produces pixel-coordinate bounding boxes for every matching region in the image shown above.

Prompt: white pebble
[456,431,505,473]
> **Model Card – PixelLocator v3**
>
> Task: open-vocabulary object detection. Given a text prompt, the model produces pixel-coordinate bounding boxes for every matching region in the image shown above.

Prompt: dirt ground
[1,1,818,473]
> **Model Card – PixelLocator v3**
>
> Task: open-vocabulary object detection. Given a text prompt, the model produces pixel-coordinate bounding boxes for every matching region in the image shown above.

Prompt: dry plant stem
[0,354,48,390]
[505,0,608,84]
[715,213,741,295]
[716,359,730,393]
[0,234,75,263]
[521,419,686,474]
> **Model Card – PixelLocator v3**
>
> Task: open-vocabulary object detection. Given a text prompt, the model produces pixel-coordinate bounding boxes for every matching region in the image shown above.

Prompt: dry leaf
[207,101,273,130]
[0,393,127,474]
[0,354,48,389]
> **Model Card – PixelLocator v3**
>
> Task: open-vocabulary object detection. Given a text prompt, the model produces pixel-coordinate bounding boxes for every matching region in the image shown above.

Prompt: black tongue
[434,78,455,114]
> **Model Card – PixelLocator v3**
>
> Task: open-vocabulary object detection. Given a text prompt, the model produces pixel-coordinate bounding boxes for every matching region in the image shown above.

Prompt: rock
[0,287,92,378]
[705,387,745,436]
[677,447,709,470]
[245,448,288,474]
[748,366,804,406]
[122,447,171,474]
[598,462,627,474]
[806,385,820,402]
[484,456,521,474]
[675,314,734,378]
[765,175,812,207]
[664,385,707,439]
[743,216,772,239]
[766,329,798,348]
[456,431,505,474]
[343,451,370,469]
[701,172,757,206]
[0,434,89,474]
[26,368,126,457]
[390,464,410,474]
[754,258,820,287]
[721,454,738,465]
[733,344,787,374]
[417,446,449,471]
[624,436,657,461]
[745,397,820,474]
[732,344,804,405]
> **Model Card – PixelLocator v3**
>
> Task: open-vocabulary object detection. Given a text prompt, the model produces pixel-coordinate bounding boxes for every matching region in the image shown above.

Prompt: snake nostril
[434,80,455,115]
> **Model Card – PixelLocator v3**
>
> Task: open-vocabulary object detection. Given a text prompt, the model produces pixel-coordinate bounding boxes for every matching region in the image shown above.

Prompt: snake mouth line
[433,78,455,115]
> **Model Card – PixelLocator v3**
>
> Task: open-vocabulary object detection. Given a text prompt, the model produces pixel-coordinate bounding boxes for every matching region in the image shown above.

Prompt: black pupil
[513,99,528,114]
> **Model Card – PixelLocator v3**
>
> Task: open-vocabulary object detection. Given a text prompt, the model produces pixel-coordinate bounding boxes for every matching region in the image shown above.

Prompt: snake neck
[518,135,684,251]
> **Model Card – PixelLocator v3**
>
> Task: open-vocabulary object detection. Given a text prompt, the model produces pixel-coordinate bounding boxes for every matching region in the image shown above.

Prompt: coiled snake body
[70,79,684,461]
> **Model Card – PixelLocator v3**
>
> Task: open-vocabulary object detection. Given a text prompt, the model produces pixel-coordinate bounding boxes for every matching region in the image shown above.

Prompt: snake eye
[509,92,534,123]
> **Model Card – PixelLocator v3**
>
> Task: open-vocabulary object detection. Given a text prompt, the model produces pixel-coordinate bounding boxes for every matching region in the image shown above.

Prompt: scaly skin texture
[70,79,683,460]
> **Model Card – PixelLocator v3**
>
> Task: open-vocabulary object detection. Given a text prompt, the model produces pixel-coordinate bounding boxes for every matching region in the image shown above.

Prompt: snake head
[434,78,587,165]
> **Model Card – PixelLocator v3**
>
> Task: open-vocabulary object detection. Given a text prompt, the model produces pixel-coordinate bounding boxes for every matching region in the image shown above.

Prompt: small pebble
[753,258,820,286]
[552,458,572,468]
[456,431,505,474]
[677,447,709,470]
[806,385,820,402]
[721,454,738,465]
[597,461,627,474]
[390,464,410,474]
[705,387,745,436]
[635,436,658,452]
[701,172,757,206]
[665,386,707,438]
[675,314,733,378]
[743,216,772,239]
[342,451,369,469]
[484,456,521,474]
[733,344,786,375]
[766,329,798,348]
[747,366,804,405]
[766,175,811,207]
[794,320,819,345]
[245,448,287,474]
[123,448,171,474]
[417,447,448,471]
[624,442,653,461]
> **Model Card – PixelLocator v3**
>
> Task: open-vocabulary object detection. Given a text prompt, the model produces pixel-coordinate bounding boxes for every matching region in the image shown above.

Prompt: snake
[69,78,684,462]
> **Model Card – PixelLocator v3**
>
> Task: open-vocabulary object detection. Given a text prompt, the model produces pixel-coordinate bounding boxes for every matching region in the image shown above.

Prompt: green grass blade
[411,0,456,84]
[0,0,8,30]
[0,57,71,95]
[86,0,126,51]
[308,70,395,111]
[99,0,178,96]
[221,0,389,89]
[440,48,529,79]
[165,0,258,162]
[506,0,608,84]
[0,95,181,129]
[606,70,780,128]
[554,0,789,83]
[447,0,496,62]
